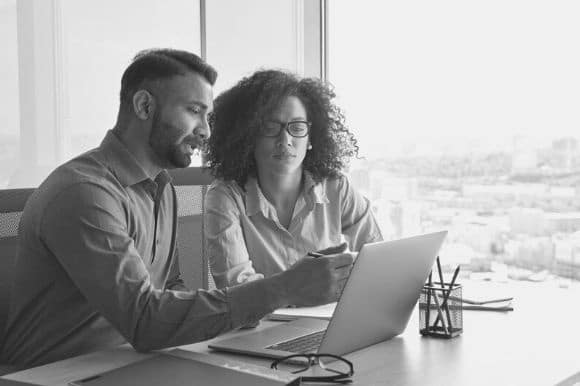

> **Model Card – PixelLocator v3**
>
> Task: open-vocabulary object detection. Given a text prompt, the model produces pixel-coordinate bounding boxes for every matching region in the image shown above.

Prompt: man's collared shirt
[205,173,383,288]
[0,131,275,368]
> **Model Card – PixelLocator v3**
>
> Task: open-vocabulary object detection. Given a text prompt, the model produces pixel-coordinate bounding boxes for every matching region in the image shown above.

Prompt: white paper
[268,302,337,321]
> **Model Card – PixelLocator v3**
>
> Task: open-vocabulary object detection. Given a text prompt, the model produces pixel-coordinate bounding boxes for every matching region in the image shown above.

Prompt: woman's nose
[276,127,292,147]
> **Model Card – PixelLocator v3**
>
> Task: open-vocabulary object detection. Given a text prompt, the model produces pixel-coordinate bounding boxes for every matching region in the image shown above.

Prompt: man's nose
[195,118,211,140]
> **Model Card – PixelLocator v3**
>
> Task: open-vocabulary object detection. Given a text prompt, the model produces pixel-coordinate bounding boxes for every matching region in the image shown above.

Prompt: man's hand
[279,251,354,307]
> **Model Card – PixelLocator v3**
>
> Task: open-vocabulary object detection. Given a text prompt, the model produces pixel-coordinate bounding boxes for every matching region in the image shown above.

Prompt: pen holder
[419,283,463,338]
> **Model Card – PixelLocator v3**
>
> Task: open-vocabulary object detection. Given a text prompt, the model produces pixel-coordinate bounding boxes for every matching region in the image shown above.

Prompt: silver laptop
[209,231,447,359]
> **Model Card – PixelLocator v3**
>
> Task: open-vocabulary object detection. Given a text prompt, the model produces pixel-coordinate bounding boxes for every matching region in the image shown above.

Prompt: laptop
[209,230,447,359]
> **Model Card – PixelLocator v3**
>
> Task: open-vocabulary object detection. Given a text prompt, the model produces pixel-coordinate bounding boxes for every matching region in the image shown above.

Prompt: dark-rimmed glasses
[259,120,311,138]
[271,353,354,384]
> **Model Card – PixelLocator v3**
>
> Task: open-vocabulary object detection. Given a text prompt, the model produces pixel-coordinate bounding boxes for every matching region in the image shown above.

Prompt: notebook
[209,231,447,359]
[68,351,299,386]
[0,380,42,386]
[268,302,337,321]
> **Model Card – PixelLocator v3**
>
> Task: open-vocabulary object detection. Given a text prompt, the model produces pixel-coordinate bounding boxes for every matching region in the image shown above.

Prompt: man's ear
[132,90,155,120]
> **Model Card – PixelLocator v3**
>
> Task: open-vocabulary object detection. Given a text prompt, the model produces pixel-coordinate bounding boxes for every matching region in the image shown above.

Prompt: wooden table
[3,280,580,385]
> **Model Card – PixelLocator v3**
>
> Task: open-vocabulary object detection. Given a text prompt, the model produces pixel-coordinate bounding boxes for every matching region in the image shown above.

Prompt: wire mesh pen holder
[419,283,463,338]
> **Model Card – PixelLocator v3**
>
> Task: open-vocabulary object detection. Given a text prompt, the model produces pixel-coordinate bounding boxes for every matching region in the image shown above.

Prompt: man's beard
[149,112,191,169]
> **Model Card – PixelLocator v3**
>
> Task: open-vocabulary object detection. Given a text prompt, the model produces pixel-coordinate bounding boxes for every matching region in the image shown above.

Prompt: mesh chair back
[0,189,35,348]
[170,167,215,290]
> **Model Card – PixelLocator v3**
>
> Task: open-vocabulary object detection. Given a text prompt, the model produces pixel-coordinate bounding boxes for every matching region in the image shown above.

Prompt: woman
[205,69,382,289]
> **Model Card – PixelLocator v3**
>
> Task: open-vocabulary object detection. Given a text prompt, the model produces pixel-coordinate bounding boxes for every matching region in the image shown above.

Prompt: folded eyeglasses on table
[270,353,354,384]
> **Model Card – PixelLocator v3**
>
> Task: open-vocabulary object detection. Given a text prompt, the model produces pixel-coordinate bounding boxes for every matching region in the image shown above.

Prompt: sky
[329,0,580,158]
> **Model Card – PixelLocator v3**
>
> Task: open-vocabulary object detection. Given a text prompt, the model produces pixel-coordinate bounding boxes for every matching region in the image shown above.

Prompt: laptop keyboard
[266,330,326,353]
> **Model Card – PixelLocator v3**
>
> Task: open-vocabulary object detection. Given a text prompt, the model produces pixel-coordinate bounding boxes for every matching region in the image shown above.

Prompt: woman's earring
[307,144,313,150]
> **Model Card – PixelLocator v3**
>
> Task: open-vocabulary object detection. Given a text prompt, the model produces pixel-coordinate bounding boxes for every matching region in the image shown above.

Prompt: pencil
[436,256,444,288]
[431,289,449,334]
[425,271,432,332]
[307,252,323,258]
[434,265,461,331]
[435,256,453,333]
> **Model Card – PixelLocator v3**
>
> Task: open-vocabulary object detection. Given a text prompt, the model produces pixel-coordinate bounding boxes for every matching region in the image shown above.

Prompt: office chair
[0,188,35,375]
[0,168,214,374]
[0,168,216,335]
[0,169,215,332]
[170,167,216,291]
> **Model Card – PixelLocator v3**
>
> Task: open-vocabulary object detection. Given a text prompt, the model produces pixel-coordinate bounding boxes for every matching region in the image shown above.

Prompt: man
[0,49,353,369]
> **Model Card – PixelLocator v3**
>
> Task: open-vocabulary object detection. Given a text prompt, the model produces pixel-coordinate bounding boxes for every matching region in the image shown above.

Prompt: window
[61,0,201,163]
[1,0,201,188]
[329,1,580,283]
[206,0,306,94]
[1,0,313,188]
[0,0,19,189]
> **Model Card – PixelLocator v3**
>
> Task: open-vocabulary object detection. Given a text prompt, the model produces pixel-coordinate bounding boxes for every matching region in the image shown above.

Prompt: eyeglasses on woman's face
[258,120,311,138]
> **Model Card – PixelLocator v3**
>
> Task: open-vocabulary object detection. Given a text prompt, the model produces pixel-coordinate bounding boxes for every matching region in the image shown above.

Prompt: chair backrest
[170,167,216,291]
[0,188,35,346]
[0,169,213,375]
[0,168,215,339]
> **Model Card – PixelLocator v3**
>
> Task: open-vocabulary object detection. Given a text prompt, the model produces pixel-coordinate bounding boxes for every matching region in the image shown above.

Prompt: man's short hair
[119,48,217,109]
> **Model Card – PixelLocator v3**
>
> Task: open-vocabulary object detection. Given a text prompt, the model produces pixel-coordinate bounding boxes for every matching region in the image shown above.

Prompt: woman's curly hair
[206,69,359,187]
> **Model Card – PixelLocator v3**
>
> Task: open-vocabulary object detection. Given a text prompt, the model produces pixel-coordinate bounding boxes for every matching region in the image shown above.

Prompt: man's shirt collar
[100,130,171,188]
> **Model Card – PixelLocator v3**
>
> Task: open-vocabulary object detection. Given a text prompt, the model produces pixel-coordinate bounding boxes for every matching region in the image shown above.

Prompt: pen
[447,296,513,305]
[432,290,449,335]
[436,256,445,288]
[307,252,323,258]
[444,265,460,330]
[434,265,461,331]
[435,256,453,333]
[425,271,432,332]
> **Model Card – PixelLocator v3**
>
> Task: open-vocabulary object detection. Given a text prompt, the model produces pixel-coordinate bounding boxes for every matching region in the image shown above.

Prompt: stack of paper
[450,296,514,311]
[268,302,337,321]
